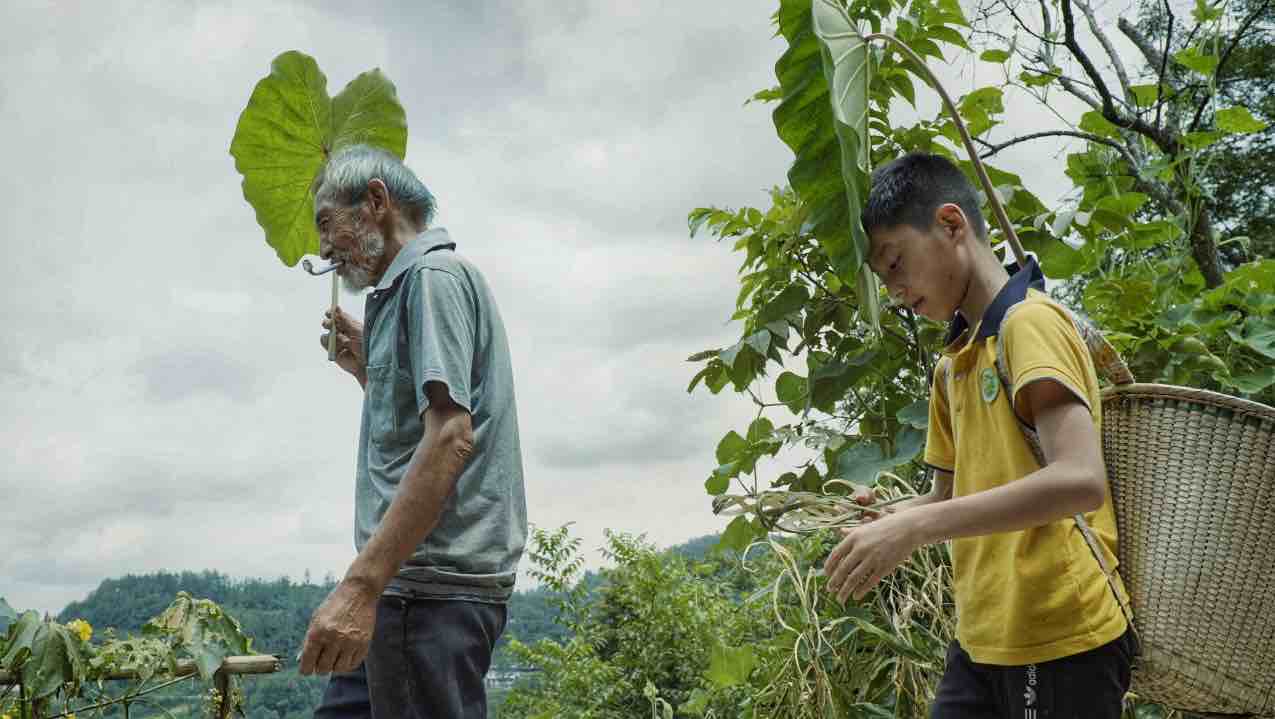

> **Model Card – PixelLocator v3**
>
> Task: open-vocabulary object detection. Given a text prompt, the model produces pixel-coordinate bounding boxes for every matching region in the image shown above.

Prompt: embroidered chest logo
[980,367,999,403]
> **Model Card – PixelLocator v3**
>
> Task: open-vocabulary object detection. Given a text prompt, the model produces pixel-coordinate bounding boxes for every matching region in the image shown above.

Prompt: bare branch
[1000,0,1064,45]
[1156,0,1175,128]
[1060,0,1180,152]
[1117,17,1166,69]
[1057,75,1104,110]
[1074,0,1135,106]
[974,130,1138,166]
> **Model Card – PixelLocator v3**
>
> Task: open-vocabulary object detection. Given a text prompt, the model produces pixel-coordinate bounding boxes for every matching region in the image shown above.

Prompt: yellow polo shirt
[924,267,1129,666]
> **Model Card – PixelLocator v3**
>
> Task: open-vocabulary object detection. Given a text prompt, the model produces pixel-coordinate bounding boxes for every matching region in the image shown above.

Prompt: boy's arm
[825,380,1105,603]
[906,379,1105,543]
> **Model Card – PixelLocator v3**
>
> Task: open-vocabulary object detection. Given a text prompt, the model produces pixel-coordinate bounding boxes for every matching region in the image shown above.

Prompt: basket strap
[993,335,1142,653]
[1065,312,1136,386]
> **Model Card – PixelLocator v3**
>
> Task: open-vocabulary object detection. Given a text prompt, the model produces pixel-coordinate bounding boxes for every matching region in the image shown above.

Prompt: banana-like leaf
[230,51,407,267]
[775,0,881,330]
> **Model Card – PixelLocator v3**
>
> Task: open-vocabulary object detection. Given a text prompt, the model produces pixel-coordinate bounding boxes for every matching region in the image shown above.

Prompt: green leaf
[757,284,811,325]
[927,25,970,51]
[1173,46,1219,76]
[1183,130,1226,149]
[1228,316,1275,359]
[716,515,759,554]
[893,426,925,463]
[1226,367,1275,394]
[230,51,408,267]
[960,87,1004,116]
[705,469,731,496]
[23,623,84,700]
[1193,0,1224,22]
[1216,106,1269,134]
[329,69,407,156]
[834,428,922,485]
[980,49,1011,63]
[1019,69,1056,87]
[747,417,776,444]
[705,642,757,688]
[810,0,874,298]
[776,371,810,413]
[715,431,748,465]
[743,330,771,357]
[1,611,41,670]
[1129,84,1161,107]
[0,598,15,625]
[896,399,929,429]
[1078,110,1121,139]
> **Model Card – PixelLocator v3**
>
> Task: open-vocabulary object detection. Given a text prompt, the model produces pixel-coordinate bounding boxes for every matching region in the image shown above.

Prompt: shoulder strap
[994,303,1141,654]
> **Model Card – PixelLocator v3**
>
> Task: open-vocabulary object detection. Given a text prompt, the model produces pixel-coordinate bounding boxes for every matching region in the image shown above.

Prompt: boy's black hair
[861,153,988,242]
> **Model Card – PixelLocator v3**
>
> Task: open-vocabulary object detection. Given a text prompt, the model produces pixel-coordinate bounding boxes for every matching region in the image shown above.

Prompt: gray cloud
[132,348,261,403]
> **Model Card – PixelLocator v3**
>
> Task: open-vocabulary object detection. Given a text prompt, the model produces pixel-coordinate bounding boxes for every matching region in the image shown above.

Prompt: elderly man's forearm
[344,414,474,593]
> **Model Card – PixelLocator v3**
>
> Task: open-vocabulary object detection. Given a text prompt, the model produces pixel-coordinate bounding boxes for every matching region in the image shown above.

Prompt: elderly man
[300,144,527,719]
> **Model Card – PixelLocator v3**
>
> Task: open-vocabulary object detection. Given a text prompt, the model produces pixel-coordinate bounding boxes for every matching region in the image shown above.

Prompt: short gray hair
[313,145,437,227]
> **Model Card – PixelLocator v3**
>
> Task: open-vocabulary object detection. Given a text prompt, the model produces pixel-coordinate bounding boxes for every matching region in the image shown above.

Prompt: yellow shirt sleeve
[999,301,1096,423]
[923,356,956,472]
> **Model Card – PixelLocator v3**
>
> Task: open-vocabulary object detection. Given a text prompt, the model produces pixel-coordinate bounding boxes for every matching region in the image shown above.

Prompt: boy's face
[866,203,972,323]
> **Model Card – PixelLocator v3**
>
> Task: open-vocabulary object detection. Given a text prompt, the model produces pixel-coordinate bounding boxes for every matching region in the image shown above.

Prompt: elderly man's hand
[321,308,367,384]
[298,579,377,676]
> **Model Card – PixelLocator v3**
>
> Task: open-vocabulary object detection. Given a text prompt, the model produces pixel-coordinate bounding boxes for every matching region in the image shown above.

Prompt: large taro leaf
[230,51,407,267]
[775,0,880,329]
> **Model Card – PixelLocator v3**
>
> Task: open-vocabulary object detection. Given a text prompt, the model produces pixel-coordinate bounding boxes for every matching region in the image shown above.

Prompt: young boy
[822,153,1136,718]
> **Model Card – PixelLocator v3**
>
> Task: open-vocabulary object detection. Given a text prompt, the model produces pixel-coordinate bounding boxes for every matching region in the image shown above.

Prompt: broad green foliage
[229,51,408,266]
[143,591,253,681]
[0,592,257,718]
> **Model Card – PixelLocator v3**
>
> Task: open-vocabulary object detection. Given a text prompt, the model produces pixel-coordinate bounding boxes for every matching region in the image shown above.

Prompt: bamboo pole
[328,271,340,362]
[0,655,281,685]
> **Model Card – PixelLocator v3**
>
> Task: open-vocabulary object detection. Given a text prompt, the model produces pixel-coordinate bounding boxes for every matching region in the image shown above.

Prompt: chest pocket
[365,308,420,449]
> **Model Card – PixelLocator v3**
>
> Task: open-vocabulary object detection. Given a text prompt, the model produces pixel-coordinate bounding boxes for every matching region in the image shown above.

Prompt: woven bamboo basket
[1101,382,1275,717]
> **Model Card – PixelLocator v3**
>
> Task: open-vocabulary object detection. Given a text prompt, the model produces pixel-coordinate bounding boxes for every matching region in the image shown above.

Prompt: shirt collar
[374,227,455,292]
[943,256,1045,350]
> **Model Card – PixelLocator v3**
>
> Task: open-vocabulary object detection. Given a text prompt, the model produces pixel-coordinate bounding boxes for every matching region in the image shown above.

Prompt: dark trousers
[314,595,507,719]
[931,629,1135,719]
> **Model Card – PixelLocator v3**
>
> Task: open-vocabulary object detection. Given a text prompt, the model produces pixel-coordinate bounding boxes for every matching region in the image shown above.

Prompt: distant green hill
[29,533,722,718]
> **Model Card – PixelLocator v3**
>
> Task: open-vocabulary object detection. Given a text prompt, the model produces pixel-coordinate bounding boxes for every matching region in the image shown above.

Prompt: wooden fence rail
[0,654,281,718]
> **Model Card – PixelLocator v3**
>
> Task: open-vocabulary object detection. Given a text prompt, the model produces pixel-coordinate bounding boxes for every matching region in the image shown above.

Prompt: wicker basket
[1101,382,1275,717]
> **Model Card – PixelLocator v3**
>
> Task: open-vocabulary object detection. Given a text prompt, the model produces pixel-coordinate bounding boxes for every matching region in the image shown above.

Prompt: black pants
[313,595,507,719]
[931,629,1135,719]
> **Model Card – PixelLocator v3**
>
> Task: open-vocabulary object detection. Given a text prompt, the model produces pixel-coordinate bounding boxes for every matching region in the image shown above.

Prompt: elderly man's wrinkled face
[315,199,385,292]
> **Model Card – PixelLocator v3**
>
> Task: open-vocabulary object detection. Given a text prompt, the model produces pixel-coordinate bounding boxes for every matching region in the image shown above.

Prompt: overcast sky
[1,0,1113,615]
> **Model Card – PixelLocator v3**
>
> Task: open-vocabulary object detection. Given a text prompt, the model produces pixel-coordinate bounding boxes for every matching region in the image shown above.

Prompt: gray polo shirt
[355,227,526,602]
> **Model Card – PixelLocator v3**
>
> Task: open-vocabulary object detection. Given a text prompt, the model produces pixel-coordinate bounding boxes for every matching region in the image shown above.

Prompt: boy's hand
[823,512,922,604]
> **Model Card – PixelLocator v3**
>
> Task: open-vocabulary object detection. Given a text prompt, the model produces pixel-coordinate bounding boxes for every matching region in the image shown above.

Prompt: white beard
[338,219,385,293]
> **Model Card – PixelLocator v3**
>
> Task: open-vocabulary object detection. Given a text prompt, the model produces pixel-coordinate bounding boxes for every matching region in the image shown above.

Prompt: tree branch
[1117,17,1167,69]
[974,130,1138,166]
[1060,0,1180,152]
[1000,0,1063,45]
[1074,0,1135,106]
[1057,75,1104,110]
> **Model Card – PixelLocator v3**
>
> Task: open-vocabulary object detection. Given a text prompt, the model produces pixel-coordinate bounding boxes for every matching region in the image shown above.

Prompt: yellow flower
[66,619,92,642]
